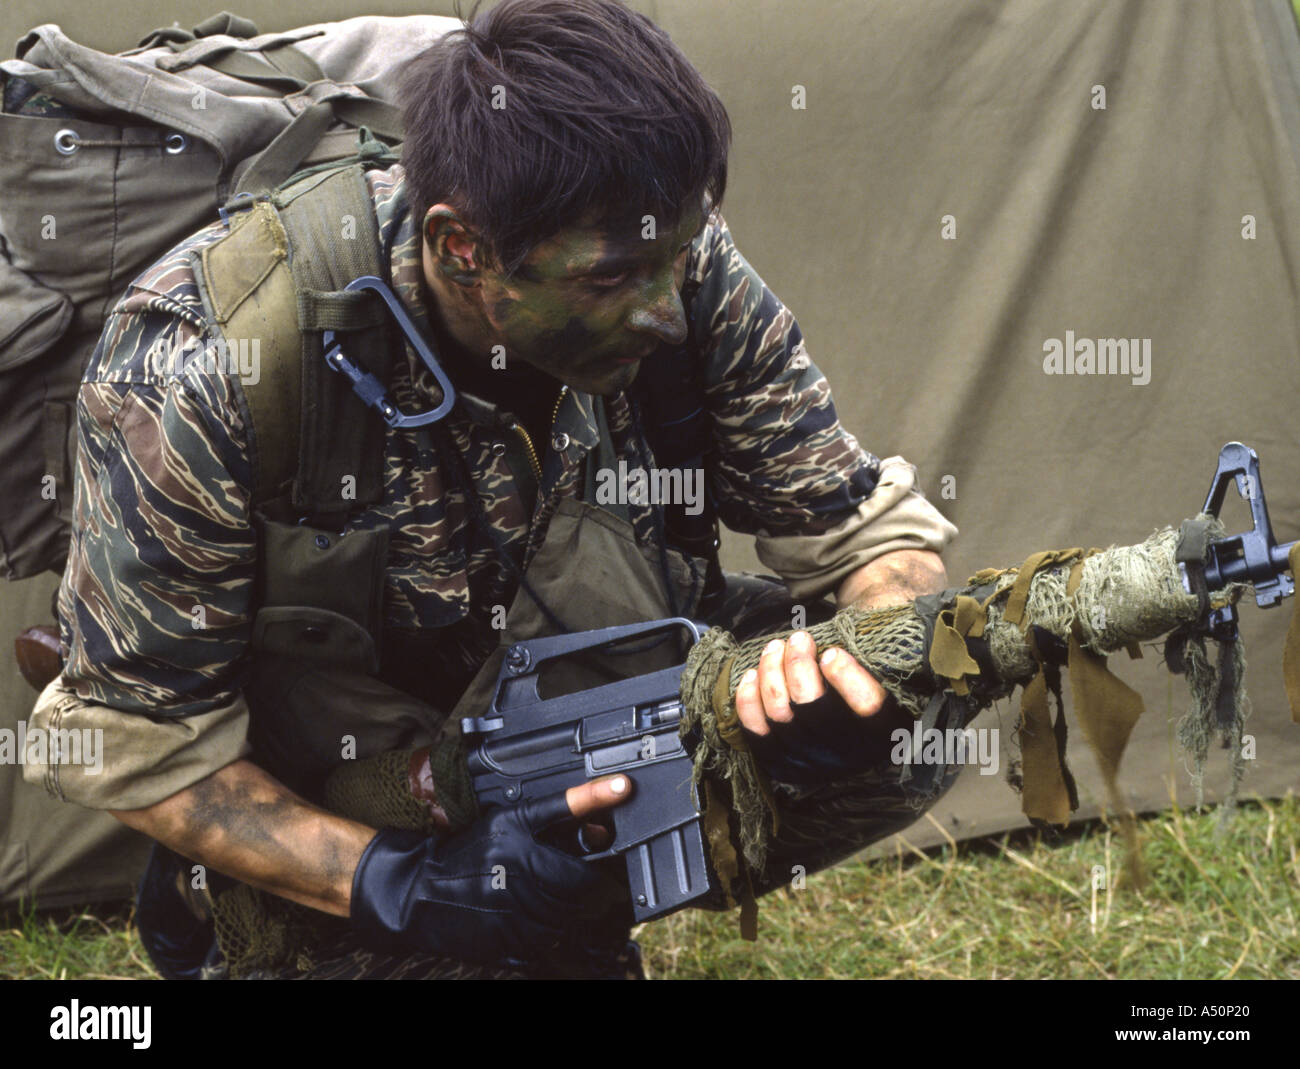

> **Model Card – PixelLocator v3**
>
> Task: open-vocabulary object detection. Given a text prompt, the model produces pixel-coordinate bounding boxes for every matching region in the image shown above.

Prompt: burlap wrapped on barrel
[679,517,1257,880]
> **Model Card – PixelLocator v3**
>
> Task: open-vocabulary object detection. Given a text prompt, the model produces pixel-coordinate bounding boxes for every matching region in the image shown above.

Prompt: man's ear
[424,205,486,286]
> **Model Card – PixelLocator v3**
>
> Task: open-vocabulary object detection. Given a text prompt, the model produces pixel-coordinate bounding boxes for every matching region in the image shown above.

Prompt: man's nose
[626,276,687,345]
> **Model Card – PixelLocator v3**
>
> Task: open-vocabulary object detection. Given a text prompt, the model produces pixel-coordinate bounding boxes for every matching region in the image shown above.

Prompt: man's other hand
[733,633,909,784]
[734,631,884,736]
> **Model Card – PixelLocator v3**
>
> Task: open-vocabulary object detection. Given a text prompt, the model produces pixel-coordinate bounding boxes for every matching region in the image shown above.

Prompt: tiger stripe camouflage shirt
[28,164,956,808]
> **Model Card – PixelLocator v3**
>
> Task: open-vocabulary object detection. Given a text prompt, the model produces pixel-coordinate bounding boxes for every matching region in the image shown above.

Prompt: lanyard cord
[428,422,572,635]
[422,401,702,645]
[629,398,704,623]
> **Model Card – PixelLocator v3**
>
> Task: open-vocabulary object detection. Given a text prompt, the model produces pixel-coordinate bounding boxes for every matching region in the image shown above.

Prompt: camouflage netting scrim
[322,741,478,834]
[680,518,1250,871]
[212,883,348,979]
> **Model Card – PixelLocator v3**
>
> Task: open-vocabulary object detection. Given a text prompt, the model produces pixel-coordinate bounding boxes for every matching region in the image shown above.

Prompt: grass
[0,901,159,981]
[3,795,1297,980]
[636,795,1300,980]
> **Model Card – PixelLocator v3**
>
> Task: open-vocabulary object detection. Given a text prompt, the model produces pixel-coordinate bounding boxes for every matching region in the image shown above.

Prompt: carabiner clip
[321,275,457,429]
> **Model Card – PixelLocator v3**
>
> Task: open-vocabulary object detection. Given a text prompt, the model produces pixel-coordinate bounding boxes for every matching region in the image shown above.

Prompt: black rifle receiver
[461,617,714,923]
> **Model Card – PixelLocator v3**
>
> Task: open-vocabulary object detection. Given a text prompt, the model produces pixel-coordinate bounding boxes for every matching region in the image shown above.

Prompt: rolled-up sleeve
[688,215,955,599]
[25,677,252,809]
[755,456,957,600]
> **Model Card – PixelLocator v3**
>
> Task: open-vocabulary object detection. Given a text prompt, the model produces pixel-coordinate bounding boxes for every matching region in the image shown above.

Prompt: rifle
[459,442,1299,922]
[461,617,714,922]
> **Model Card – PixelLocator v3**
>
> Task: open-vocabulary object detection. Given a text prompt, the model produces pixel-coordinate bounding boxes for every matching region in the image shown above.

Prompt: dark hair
[399,0,731,275]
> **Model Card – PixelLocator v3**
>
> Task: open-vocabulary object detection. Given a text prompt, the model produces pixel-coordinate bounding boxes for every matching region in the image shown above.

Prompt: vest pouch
[252,515,388,672]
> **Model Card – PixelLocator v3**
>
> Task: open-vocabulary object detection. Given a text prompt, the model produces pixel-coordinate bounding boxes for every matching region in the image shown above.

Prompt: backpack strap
[194,160,393,523]
[196,199,303,510]
[144,20,405,196]
[136,12,261,50]
[235,95,403,197]
[274,163,394,524]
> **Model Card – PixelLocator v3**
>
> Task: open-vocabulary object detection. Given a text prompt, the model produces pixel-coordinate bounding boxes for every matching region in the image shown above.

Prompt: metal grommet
[301,626,328,644]
[491,441,507,457]
[54,129,80,156]
[164,132,188,155]
[551,432,571,453]
[314,534,331,550]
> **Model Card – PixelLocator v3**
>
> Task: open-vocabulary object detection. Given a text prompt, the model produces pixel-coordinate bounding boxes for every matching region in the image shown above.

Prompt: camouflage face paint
[426,206,705,397]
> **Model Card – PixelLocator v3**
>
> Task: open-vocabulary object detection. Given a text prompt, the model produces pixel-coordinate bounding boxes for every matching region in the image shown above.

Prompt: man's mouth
[615,342,659,366]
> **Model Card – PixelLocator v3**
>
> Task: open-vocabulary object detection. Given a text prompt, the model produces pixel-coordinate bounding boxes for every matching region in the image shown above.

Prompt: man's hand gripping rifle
[461,617,713,923]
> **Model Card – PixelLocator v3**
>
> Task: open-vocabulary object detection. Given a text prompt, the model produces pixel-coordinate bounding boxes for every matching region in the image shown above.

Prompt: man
[25,0,955,978]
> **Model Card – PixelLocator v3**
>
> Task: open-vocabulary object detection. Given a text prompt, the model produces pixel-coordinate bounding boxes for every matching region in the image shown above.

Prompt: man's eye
[588,271,629,289]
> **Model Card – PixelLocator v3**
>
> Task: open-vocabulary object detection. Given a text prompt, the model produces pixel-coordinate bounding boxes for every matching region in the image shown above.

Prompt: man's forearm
[110,759,377,917]
[835,549,947,610]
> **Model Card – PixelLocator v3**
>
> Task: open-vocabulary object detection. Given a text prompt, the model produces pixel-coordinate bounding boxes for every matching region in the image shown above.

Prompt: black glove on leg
[350,793,625,971]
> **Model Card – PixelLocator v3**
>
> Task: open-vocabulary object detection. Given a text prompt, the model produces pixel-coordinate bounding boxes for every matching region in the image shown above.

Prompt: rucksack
[0,10,459,582]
